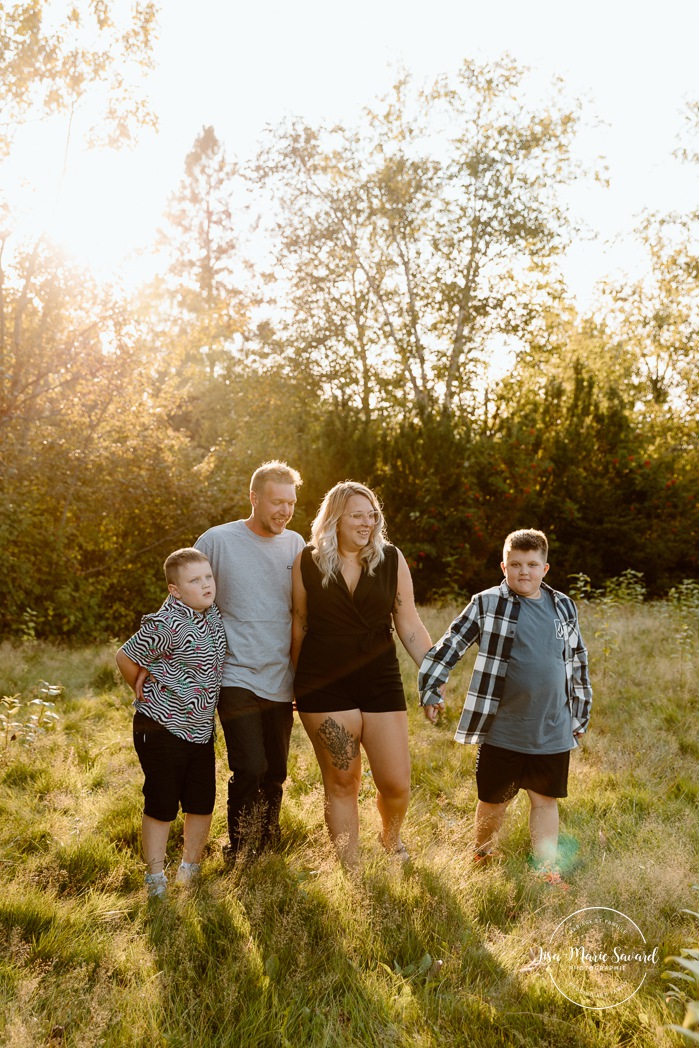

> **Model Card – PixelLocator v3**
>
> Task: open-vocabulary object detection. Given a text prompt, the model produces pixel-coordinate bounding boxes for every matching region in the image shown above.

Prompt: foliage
[664,887,699,1043]
[1,682,60,746]
[1,51,699,636]
[604,569,647,604]
[254,58,591,418]
[156,125,250,377]
[0,0,158,158]
[0,602,697,1045]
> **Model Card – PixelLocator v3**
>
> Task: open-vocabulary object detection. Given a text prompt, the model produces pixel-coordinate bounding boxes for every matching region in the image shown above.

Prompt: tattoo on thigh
[317,718,360,770]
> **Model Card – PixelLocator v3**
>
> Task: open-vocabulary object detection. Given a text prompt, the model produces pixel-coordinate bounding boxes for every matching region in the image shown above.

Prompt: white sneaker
[145,871,167,898]
[174,861,201,886]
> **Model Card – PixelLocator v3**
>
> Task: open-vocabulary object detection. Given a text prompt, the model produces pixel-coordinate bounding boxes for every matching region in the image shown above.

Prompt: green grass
[0,600,697,1047]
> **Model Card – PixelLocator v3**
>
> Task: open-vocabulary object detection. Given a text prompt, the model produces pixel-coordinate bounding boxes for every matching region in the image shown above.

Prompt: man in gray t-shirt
[195,461,304,861]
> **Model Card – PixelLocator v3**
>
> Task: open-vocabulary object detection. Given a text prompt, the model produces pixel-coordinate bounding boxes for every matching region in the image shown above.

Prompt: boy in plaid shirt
[419,529,591,882]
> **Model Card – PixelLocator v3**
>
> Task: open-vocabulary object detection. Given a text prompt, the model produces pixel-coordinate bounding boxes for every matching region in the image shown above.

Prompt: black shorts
[133,712,215,822]
[294,665,406,713]
[294,639,406,713]
[475,743,570,803]
[296,688,406,714]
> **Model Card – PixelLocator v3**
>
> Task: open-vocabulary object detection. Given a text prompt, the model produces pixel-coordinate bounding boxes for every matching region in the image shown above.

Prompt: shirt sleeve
[194,532,213,560]
[566,599,592,733]
[417,596,482,706]
[121,614,174,669]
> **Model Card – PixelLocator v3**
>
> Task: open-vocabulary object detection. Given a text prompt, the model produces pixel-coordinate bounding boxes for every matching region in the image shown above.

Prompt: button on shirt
[122,595,226,743]
[418,580,592,746]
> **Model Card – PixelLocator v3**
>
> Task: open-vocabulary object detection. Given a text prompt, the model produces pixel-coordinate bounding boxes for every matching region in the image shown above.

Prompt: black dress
[294,544,407,713]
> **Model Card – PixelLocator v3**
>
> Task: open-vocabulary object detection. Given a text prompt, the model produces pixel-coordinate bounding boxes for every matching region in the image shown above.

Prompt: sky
[6,0,699,308]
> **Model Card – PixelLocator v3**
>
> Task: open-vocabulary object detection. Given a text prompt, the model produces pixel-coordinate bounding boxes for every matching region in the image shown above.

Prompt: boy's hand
[423,700,445,723]
[134,666,151,701]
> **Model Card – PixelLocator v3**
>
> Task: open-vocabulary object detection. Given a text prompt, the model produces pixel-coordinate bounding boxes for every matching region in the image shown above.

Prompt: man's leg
[259,699,294,848]
[218,687,268,856]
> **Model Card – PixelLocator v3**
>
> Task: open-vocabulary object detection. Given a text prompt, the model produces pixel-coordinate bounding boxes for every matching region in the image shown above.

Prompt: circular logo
[543,907,658,1009]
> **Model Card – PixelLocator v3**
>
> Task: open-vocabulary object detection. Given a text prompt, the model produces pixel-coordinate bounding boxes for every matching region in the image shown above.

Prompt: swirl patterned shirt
[122,595,226,743]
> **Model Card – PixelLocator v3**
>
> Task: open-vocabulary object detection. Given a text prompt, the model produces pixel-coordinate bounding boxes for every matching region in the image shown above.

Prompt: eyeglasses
[344,511,379,524]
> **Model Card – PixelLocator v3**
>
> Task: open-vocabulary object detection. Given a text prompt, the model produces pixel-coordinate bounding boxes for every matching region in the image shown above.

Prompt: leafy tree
[601,217,699,429]
[158,126,249,362]
[0,0,158,158]
[138,125,259,456]
[255,58,591,420]
[0,1,184,640]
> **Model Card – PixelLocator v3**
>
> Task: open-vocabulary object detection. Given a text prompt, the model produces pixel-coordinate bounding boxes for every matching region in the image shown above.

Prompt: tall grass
[0,596,697,1046]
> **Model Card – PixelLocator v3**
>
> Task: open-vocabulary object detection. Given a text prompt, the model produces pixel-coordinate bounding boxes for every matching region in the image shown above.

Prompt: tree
[0,0,184,640]
[601,216,699,433]
[254,58,591,421]
[0,0,158,158]
[158,126,249,360]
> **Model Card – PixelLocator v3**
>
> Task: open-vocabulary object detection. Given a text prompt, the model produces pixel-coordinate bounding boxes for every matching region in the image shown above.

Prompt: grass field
[1,597,698,1047]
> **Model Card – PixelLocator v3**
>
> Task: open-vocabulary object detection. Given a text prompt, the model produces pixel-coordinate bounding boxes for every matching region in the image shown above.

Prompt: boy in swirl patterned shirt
[116,548,226,898]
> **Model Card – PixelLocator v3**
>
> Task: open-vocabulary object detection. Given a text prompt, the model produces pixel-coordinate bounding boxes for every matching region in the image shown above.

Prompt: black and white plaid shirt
[418,580,592,745]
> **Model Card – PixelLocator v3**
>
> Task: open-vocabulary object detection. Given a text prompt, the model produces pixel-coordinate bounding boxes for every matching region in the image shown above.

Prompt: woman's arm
[393,549,445,723]
[392,549,433,667]
[291,551,308,670]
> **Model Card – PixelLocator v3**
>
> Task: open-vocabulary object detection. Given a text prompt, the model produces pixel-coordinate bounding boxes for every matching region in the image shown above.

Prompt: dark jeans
[218,686,293,854]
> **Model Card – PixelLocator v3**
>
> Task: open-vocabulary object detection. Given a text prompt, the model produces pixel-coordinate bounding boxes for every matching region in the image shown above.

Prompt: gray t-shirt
[195,519,305,701]
[485,589,573,754]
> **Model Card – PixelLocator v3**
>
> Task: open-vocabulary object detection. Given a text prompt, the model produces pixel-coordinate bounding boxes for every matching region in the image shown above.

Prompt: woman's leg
[299,709,363,867]
[361,711,411,851]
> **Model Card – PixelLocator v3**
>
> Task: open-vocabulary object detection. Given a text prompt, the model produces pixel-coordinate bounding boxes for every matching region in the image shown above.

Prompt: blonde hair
[310,481,386,586]
[250,460,302,494]
[163,548,210,585]
[503,528,549,561]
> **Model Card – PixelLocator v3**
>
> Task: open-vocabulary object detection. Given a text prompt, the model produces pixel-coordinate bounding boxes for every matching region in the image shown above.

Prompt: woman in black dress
[291,481,438,868]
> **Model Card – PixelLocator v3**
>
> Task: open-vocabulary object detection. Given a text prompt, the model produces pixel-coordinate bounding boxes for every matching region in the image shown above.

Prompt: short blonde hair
[250,461,302,495]
[310,481,386,586]
[163,548,210,585]
[503,529,548,562]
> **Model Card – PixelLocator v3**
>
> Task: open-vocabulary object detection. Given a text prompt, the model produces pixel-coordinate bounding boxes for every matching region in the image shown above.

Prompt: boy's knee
[527,790,558,809]
[477,799,510,815]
